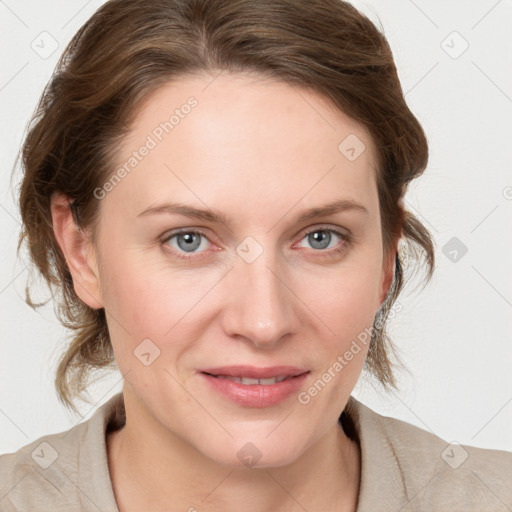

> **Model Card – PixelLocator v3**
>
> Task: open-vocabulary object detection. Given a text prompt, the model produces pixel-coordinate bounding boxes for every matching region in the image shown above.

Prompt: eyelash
[160,226,352,261]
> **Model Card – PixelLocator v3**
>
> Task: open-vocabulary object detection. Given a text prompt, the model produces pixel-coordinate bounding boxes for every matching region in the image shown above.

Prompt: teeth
[217,375,289,385]
[241,377,260,385]
[259,377,279,385]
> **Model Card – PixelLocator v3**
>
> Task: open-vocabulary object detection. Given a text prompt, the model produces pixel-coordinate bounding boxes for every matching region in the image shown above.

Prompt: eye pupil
[177,232,201,252]
[308,230,331,250]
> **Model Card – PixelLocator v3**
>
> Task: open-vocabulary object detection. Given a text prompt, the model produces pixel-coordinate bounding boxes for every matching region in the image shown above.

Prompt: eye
[161,226,351,261]
[162,229,212,258]
[296,227,350,253]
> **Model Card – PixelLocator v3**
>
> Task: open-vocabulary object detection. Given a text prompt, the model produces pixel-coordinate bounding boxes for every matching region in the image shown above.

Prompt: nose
[221,246,297,349]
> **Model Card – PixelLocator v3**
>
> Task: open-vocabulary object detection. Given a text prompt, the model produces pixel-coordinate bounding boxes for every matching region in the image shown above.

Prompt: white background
[1,0,511,455]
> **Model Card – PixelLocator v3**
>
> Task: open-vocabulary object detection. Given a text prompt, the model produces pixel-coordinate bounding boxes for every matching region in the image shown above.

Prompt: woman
[1,0,510,510]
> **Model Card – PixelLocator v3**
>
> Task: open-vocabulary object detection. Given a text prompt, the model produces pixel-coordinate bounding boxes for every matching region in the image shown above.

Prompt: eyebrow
[136,199,368,225]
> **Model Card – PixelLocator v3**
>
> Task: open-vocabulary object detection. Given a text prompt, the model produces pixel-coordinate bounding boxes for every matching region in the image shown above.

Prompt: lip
[198,365,308,379]
[198,366,310,408]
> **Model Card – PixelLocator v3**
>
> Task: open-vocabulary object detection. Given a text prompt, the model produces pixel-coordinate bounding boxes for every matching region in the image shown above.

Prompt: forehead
[107,72,379,221]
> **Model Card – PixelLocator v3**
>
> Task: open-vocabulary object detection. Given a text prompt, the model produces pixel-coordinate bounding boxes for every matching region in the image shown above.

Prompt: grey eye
[307,230,333,250]
[174,232,204,252]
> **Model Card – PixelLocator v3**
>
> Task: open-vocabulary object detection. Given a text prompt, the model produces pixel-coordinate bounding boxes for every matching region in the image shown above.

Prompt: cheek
[97,251,219,363]
[98,231,382,371]
[291,253,383,391]
[291,264,380,427]
[300,258,382,337]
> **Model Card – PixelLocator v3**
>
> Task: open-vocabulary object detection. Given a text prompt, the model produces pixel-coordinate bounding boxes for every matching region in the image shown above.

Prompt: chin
[200,435,307,470]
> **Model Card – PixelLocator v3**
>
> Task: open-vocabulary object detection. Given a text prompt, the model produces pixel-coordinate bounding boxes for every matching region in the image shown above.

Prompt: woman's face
[87,72,394,467]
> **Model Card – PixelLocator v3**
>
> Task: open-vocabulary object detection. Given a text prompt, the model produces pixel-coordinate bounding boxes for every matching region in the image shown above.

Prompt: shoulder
[0,419,89,512]
[0,393,124,512]
[347,397,512,512]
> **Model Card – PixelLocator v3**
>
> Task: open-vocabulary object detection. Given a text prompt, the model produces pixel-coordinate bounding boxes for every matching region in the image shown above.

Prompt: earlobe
[50,192,104,309]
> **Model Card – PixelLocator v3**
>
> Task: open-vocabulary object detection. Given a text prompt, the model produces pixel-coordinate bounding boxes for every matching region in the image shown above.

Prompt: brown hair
[17,0,434,412]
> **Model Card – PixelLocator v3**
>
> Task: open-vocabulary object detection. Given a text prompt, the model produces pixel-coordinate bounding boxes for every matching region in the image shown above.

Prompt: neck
[107,387,361,512]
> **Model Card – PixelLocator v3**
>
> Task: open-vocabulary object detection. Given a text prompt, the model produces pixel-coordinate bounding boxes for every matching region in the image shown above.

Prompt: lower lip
[200,372,309,408]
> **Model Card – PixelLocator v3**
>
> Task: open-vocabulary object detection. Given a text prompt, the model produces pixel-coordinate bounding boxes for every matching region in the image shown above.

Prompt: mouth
[199,365,309,381]
[203,374,293,385]
[198,366,310,407]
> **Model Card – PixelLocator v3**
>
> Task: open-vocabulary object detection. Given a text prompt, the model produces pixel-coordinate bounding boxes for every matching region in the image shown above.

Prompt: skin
[51,71,398,511]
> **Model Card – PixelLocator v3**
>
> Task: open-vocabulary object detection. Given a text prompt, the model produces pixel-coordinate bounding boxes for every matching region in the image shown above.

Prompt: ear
[50,192,104,309]
[379,199,406,305]
[379,240,398,305]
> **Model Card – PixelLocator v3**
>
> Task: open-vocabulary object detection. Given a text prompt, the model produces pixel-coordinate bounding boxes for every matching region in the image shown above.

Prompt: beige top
[1,392,511,511]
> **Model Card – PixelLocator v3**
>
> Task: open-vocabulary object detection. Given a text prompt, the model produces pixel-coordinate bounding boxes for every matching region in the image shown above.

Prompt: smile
[199,367,310,407]
[207,375,290,385]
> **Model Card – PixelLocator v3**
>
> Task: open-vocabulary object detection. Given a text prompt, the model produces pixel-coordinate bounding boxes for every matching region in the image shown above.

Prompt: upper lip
[199,365,309,379]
